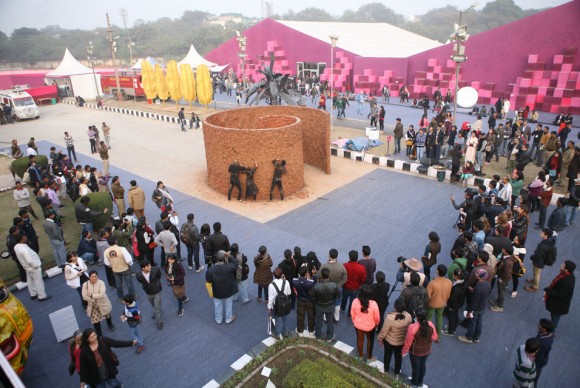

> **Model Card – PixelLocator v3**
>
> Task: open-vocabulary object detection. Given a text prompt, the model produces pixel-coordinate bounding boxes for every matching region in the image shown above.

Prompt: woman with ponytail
[377,298,412,377]
[402,310,438,387]
[350,284,380,362]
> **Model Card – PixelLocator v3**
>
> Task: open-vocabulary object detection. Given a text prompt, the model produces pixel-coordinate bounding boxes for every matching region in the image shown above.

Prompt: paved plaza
[3,102,579,387]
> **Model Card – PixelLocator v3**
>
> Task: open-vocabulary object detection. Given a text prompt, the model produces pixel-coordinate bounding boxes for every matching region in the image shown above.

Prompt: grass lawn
[0,189,79,285]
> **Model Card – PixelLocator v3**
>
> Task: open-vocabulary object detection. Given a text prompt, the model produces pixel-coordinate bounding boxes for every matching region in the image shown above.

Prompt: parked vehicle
[0,89,40,121]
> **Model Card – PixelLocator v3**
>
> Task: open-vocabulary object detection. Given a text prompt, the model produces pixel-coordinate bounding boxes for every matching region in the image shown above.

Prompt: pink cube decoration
[426,73,434,80]
[561,64,573,73]
[553,55,564,64]
[528,54,539,63]
[554,88,564,98]
[471,81,481,89]
[427,58,438,67]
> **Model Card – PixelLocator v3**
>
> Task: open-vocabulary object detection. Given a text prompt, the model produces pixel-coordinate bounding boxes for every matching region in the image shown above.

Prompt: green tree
[341,3,404,24]
[293,8,333,22]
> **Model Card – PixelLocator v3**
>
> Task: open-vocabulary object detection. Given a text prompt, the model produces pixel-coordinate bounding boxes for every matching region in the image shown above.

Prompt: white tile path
[201,380,220,388]
[231,354,253,371]
[333,340,354,354]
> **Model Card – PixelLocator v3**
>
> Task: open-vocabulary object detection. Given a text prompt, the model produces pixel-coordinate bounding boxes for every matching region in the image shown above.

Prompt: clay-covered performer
[244,159,259,202]
[228,160,244,201]
[269,159,287,201]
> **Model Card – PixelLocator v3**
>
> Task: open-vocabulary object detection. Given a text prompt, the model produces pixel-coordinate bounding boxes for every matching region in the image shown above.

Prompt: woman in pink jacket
[402,310,438,388]
[350,285,380,362]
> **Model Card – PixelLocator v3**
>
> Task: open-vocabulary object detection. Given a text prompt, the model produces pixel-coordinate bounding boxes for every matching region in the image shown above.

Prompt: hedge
[75,192,113,232]
[283,358,373,388]
[11,155,48,179]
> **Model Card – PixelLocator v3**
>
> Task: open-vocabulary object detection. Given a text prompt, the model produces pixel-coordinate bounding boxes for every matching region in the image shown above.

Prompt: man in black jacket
[524,228,556,292]
[313,268,339,342]
[75,196,108,236]
[206,250,237,324]
[278,249,297,309]
[206,222,230,265]
[459,268,490,344]
[371,271,390,332]
[544,260,576,330]
[292,266,316,337]
[135,260,164,330]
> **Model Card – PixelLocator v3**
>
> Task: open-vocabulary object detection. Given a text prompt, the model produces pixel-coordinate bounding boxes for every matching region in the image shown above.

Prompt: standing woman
[165,253,188,317]
[79,328,134,388]
[421,232,441,282]
[200,223,212,268]
[511,233,527,298]
[484,129,496,164]
[464,132,479,163]
[419,114,429,130]
[64,251,89,308]
[253,245,273,303]
[406,125,416,158]
[135,217,156,266]
[152,181,174,211]
[378,106,385,131]
[82,270,115,337]
[67,330,83,379]
[510,170,525,208]
[350,284,380,362]
[402,311,438,388]
[377,298,412,377]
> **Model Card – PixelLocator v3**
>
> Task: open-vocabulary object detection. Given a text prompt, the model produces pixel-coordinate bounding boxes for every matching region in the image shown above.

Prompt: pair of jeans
[114,269,135,299]
[296,300,315,333]
[567,205,577,225]
[538,204,548,228]
[426,306,444,337]
[496,279,508,308]
[214,296,233,324]
[233,280,250,303]
[340,288,358,316]
[95,377,122,388]
[416,146,425,161]
[127,324,144,346]
[383,342,403,375]
[147,292,163,324]
[185,243,200,269]
[409,353,430,387]
[355,328,375,358]
[550,313,561,330]
[79,252,96,264]
[258,285,269,301]
[274,313,288,337]
[466,310,484,340]
[66,146,77,161]
[314,304,334,339]
[395,137,401,153]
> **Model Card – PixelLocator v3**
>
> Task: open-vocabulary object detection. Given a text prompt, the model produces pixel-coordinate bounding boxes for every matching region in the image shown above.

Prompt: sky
[0,0,570,35]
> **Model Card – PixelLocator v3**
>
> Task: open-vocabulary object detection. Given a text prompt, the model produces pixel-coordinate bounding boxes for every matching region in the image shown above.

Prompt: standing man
[104,235,135,300]
[127,180,146,219]
[458,268,490,344]
[359,245,376,285]
[544,260,575,330]
[393,118,404,154]
[14,234,51,301]
[87,126,97,154]
[110,176,125,217]
[320,248,347,323]
[524,228,556,293]
[340,250,366,318]
[178,107,186,131]
[426,264,452,338]
[42,211,67,268]
[102,122,111,149]
[181,213,202,271]
[292,266,316,337]
[268,267,292,339]
[98,141,109,175]
[206,250,238,324]
[63,132,78,162]
[206,222,230,265]
[16,210,39,253]
[135,260,164,330]
[75,196,108,236]
[313,267,340,341]
[13,180,39,219]
[513,338,540,388]
[270,159,287,201]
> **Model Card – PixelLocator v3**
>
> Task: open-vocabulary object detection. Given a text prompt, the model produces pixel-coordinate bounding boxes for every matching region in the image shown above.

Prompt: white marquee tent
[46,49,102,99]
[178,44,217,69]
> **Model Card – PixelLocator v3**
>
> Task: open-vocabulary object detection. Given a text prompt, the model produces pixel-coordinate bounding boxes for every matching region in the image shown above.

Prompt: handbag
[132,231,140,257]
[205,282,213,298]
[513,256,526,277]
[147,241,157,249]
[172,284,185,299]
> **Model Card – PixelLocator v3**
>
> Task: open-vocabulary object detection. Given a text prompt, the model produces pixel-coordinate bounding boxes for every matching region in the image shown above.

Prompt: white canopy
[131,56,158,70]
[209,63,230,73]
[46,49,93,77]
[178,44,216,69]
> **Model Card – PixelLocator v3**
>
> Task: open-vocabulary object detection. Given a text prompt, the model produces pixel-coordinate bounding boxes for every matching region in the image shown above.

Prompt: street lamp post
[86,42,100,100]
[451,3,478,126]
[329,34,338,132]
[106,13,123,101]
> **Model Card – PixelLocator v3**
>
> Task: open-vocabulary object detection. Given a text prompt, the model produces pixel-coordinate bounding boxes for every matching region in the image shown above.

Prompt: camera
[397,256,406,263]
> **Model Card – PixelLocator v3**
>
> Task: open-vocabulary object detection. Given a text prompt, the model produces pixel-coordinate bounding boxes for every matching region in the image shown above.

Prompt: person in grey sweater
[42,211,67,267]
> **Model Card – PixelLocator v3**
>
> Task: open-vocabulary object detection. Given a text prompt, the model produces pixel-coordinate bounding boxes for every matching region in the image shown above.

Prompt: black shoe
[38,295,52,302]
[30,295,38,300]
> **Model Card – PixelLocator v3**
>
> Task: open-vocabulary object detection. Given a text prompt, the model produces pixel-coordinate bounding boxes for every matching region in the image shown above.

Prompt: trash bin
[437,170,446,182]
[50,98,56,104]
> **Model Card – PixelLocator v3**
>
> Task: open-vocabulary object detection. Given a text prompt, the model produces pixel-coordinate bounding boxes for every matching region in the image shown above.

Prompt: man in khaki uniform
[102,122,111,149]
[111,176,126,216]
[98,141,109,175]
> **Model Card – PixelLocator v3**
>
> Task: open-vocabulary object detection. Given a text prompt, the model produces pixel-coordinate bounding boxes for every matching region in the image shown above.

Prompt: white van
[0,88,40,121]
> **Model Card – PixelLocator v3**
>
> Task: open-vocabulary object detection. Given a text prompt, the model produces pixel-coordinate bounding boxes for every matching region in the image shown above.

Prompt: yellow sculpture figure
[165,60,182,105]
[180,64,197,108]
[196,64,213,106]
[155,64,170,103]
[141,60,157,101]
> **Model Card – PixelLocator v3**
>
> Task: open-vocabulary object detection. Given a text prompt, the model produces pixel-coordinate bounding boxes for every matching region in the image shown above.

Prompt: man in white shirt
[14,234,50,301]
[268,268,292,340]
[104,235,135,299]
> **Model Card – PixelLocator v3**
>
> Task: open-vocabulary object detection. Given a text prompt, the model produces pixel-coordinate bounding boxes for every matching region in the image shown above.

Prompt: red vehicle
[100,74,145,99]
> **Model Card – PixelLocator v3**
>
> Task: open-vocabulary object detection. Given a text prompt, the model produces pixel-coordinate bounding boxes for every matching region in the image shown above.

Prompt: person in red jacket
[340,250,367,317]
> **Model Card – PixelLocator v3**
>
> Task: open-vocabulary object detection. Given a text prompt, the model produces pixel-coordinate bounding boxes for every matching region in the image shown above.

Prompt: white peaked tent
[46,48,102,99]
[178,44,217,69]
[131,56,158,70]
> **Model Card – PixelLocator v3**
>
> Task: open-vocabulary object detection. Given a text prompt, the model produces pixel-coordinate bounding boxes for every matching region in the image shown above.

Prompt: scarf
[158,187,174,204]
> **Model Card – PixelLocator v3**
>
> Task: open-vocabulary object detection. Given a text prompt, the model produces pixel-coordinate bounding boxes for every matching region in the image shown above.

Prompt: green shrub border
[222,337,401,388]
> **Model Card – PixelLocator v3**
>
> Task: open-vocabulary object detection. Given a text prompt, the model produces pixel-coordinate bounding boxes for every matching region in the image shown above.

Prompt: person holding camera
[396,257,426,288]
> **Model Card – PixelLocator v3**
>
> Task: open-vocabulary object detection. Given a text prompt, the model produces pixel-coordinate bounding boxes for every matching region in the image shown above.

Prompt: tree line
[0,0,541,66]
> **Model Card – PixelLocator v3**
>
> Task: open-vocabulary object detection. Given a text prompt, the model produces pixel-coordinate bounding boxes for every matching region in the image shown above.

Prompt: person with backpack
[181,213,203,272]
[402,310,438,388]
[292,266,316,337]
[351,285,380,362]
[459,269,491,344]
[397,272,429,319]
[442,268,466,336]
[278,249,298,309]
[544,260,576,330]
[490,246,515,313]
[230,243,250,304]
[120,295,145,354]
[377,298,412,377]
[268,268,292,340]
[524,228,557,292]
